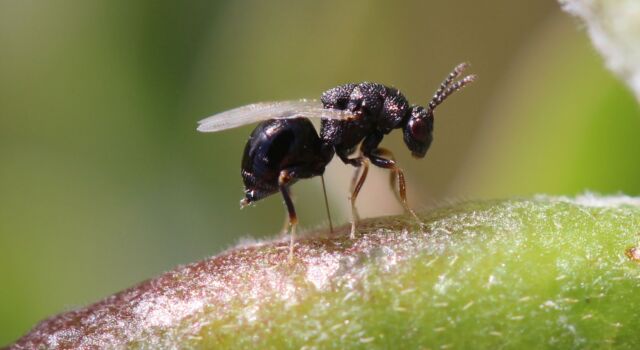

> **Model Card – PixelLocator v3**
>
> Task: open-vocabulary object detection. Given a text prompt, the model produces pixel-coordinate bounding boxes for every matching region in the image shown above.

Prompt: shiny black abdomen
[241,118,331,204]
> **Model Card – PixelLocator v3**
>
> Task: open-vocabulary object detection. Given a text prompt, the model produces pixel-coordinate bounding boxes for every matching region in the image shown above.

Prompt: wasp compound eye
[403,107,433,158]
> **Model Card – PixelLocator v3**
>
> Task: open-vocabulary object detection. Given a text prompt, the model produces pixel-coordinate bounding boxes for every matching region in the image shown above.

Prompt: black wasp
[198,63,475,257]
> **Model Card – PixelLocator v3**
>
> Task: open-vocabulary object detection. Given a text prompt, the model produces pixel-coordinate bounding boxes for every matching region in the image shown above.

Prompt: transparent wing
[196,99,355,132]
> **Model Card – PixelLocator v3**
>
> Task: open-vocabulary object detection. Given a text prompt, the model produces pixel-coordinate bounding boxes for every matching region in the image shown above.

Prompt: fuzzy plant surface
[8,195,640,349]
[559,0,640,102]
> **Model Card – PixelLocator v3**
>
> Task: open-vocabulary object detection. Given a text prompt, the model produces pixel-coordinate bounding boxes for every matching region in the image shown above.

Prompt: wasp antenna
[454,62,470,75]
[430,62,469,105]
[427,64,475,115]
[439,74,476,102]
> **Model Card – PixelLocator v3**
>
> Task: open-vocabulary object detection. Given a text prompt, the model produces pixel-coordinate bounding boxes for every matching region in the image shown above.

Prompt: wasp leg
[350,158,363,193]
[278,170,298,261]
[279,191,298,235]
[280,211,289,235]
[373,148,402,204]
[349,158,369,238]
[347,151,364,201]
[367,148,422,225]
[337,150,368,238]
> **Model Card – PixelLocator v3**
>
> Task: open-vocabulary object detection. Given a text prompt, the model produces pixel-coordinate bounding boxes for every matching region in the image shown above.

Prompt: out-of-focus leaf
[560,0,640,102]
[452,16,640,198]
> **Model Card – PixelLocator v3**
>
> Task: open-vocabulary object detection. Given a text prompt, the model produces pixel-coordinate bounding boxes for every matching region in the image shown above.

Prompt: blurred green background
[1,0,639,345]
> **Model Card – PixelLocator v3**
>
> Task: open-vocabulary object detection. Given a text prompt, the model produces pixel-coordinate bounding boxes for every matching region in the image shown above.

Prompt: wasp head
[403,106,433,158]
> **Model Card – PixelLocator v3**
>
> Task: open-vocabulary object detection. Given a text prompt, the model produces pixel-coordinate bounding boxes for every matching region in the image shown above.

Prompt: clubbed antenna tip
[463,74,477,83]
[454,62,470,75]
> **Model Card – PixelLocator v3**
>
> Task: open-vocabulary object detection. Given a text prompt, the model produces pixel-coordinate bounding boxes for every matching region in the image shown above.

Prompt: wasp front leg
[374,148,402,205]
[365,146,422,227]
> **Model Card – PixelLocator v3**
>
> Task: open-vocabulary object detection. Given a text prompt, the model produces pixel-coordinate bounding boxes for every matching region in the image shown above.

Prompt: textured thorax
[319,82,410,156]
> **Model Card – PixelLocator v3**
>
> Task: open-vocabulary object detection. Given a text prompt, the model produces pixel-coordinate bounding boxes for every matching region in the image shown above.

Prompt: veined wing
[196,99,354,132]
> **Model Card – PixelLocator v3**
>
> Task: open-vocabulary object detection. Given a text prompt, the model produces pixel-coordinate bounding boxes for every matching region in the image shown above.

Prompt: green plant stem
[9,195,640,349]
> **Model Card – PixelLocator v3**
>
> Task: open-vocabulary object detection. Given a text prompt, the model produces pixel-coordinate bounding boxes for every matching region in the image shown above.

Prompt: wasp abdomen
[241,118,331,204]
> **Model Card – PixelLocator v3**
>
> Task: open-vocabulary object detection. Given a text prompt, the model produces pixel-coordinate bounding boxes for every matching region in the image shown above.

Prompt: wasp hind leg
[278,170,298,262]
